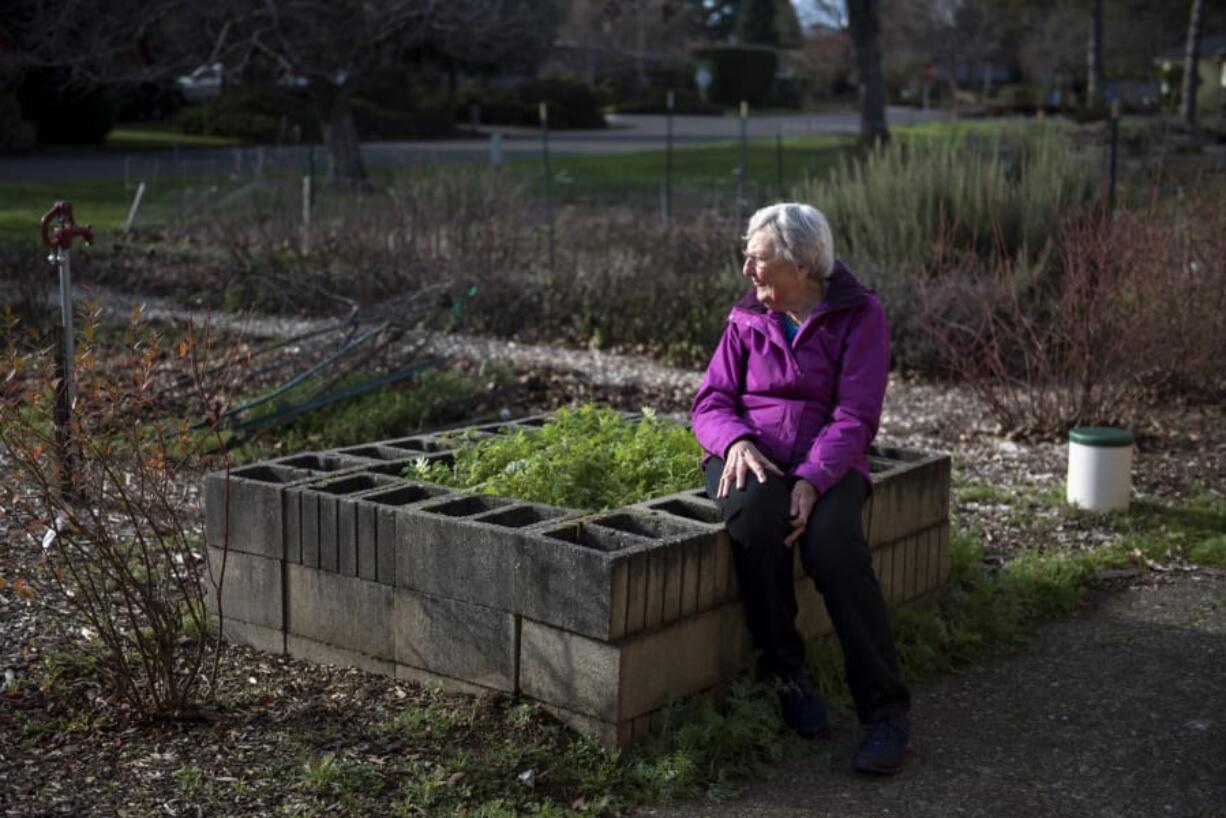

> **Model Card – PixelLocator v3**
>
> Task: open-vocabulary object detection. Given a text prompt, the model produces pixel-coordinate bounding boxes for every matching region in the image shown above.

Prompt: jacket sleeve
[691,321,758,459]
[793,300,890,494]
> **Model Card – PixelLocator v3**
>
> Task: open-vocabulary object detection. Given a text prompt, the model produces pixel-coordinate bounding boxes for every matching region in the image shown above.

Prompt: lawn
[0,134,854,245]
[104,124,241,150]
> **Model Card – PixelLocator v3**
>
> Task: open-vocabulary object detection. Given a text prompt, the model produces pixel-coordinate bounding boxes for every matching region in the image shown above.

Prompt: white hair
[745,203,835,279]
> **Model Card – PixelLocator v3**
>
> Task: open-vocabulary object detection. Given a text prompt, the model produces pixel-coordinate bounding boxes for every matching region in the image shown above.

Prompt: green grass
[520,135,851,195]
[105,124,241,150]
[0,134,852,244]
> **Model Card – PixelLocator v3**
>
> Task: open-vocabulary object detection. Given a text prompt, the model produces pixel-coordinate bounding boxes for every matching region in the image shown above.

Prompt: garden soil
[639,571,1226,818]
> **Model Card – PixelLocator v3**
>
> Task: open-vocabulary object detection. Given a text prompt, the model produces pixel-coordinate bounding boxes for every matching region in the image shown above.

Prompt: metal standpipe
[39,201,93,492]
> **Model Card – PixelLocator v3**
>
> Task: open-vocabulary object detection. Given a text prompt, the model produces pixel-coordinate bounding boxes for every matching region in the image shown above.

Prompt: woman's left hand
[785,479,818,547]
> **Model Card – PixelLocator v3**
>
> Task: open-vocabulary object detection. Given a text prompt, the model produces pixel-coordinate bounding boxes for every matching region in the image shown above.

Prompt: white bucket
[1067,427,1134,512]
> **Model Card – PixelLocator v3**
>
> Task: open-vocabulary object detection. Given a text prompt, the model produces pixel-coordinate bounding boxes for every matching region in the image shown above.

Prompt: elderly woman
[692,203,911,774]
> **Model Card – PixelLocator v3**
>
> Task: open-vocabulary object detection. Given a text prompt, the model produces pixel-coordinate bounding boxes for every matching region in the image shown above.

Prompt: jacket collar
[730,259,870,322]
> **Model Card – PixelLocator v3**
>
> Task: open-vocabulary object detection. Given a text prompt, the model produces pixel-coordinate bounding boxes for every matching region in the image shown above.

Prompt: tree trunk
[313,85,367,184]
[1181,0,1204,126]
[1086,0,1104,110]
[847,0,889,145]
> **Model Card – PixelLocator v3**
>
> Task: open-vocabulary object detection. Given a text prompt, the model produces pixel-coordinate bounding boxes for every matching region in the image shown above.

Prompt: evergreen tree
[736,0,778,45]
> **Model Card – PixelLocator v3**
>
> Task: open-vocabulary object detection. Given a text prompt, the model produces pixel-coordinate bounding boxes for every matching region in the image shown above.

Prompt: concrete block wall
[205,414,952,748]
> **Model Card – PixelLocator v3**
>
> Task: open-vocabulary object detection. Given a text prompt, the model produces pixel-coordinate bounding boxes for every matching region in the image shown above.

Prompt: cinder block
[888,540,909,603]
[395,663,499,697]
[644,549,667,630]
[377,507,398,585]
[662,543,684,623]
[300,491,321,568]
[288,634,395,676]
[359,483,450,585]
[357,503,378,582]
[518,533,628,641]
[285,488,302,564]
[319,495,339,572]
[395,495,540,612]
[519,603,751,724]
[338,499,358,577]
[534,702,631,749]
[710,532,733,606]
[211,616,286,655]
[204,464,310,559]
[205,547,283,630]
[937,523,952,585]
[877,452,953,547]
[914,527,931,596]
[285,563,393,660]
[624,552,648,633]
[394,589,517,692]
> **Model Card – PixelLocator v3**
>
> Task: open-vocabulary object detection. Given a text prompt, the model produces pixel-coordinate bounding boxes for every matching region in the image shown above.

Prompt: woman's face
[742,231,809,313]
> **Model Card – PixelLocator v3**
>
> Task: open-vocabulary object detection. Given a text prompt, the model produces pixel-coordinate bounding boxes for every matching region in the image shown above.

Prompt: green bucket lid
[1068,426,1134,447]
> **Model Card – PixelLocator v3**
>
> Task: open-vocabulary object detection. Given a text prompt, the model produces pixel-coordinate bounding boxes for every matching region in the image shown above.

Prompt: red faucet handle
[40,201,94,249]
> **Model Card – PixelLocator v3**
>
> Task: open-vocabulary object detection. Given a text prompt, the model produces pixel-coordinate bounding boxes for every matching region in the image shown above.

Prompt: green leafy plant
[409,405,702,511]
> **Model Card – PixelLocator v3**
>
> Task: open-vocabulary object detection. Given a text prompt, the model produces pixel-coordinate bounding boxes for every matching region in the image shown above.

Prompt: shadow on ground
[639,572,1226,818]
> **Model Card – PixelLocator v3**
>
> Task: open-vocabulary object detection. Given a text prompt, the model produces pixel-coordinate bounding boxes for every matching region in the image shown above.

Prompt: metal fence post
[1108,98,1120,211]
[39,202,93,494]
[540,102,555,271]
[736,100,748,228]
[776,127,785,200]
[664,89,675,223]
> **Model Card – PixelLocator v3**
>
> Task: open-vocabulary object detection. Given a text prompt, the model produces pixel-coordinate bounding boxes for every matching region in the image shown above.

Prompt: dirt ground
[638,571,1226,818]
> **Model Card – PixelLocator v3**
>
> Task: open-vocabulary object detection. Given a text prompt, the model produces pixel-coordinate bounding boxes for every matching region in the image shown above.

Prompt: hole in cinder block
[424,495,513,517]
[231,464,305,484]
[364,460,420,477]
[384,437,443,453]
[476,504,569,528]
[315,474,390,495]
[336,445,405,461]
[867,445,926,463]
[869,457,894,473]
[364,484,447,506]
[545,523,648,552]
[278,454,351,472]
[648,498,721,525]
[589,512,700,539]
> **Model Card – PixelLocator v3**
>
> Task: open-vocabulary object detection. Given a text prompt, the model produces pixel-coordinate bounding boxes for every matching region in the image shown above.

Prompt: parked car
[176,63,224,101]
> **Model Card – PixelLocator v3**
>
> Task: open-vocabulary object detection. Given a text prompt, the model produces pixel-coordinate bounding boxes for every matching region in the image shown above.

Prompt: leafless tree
[1085,0,1103,109]
[3,0,559,182]
[1181,0,1204,126]
[846,0,888,144]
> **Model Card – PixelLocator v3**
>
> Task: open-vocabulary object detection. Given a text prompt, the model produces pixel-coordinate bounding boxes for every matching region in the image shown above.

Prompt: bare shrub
[0,246,54,325]
[919,190,1226,437]
[129,171,747,366]
[0,305,240,716]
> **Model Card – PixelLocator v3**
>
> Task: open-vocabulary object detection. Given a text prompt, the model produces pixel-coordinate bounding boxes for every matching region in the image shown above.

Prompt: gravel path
[637,571,1226,818]
[86,284,1226,511]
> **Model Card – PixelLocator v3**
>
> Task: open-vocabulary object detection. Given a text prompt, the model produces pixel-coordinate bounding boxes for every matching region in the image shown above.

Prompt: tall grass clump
[801,124,1098,272]
[795,125,1100,374]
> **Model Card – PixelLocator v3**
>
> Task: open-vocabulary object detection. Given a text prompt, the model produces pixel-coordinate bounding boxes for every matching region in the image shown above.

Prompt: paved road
[0,107,946,182]
[637,572,1226,818]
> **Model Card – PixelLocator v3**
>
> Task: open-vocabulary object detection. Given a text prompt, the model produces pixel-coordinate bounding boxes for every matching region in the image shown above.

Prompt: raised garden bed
[204,413,951,747]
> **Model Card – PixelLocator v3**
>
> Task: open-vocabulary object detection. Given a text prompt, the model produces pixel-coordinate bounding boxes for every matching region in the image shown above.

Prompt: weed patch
[410,405,702,510]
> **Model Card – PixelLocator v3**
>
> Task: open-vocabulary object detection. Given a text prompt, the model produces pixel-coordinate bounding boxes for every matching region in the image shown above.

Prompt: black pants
[704,456,910,725]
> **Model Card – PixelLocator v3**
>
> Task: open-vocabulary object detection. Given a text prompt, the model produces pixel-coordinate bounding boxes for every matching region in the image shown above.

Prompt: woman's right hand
[718,439,784,498]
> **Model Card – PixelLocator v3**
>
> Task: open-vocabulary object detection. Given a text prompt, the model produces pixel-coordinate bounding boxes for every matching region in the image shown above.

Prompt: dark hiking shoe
[854,716,911,774]
[779,673,830,739]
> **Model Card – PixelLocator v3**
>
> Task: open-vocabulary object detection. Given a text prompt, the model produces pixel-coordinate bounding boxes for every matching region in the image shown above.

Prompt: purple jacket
[691,261,889,496]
